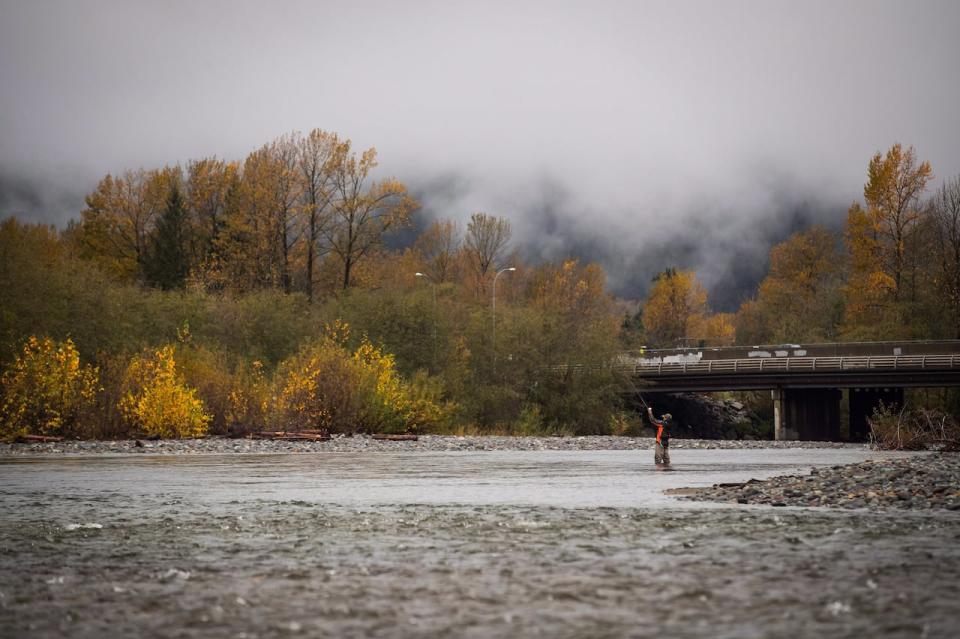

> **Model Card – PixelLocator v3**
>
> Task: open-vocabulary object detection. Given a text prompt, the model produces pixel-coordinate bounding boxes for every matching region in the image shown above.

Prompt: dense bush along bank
[868,405,960,451]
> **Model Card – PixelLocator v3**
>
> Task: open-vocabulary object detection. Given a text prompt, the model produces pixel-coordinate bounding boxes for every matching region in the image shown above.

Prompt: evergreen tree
[145,183,189,290]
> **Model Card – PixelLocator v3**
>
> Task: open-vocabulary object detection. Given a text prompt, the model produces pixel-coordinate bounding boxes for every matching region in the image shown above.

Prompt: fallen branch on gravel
[714,478,764,489]
[16,434,64,443]
[250,430,331,441]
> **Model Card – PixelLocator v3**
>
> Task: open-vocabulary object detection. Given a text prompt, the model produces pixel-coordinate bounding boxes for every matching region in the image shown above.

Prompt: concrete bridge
[616,340,960,442]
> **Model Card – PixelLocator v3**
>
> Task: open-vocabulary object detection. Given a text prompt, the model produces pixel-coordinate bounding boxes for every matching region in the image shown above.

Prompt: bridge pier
[774,388,842,441]
[849,388,904,442]
[772,388,787,440]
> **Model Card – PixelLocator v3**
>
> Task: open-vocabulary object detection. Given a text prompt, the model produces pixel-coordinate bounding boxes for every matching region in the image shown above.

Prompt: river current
[1,449,957,638]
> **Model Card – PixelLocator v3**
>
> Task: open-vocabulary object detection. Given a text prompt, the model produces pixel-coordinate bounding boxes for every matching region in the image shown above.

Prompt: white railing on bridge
[616,354,960,376]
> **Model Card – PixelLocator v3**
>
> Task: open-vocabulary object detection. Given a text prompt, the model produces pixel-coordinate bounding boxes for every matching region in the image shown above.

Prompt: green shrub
[87,351,133,439]
[175,342,235,434]
[514,404,546,436]
[225,359,270,434]
[609,411,644,437]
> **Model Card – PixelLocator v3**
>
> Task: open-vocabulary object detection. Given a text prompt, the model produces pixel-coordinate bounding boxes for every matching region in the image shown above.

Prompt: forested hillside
[2,132,958,439]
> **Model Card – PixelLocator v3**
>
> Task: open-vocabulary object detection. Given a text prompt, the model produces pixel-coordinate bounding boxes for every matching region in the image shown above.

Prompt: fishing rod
[637,391,650,412]
[624,371,651,412]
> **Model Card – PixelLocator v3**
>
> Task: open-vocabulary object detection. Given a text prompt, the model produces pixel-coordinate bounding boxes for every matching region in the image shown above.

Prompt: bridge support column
[782,388,842,441]
[849,388,904,442]
[772,388,789,440]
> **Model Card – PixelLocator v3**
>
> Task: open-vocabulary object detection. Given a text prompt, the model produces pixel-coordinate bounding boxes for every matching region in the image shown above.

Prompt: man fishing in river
[647,406,672,466]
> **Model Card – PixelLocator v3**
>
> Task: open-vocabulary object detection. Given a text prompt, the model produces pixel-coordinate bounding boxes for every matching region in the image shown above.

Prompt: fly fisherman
[647,406,672,466]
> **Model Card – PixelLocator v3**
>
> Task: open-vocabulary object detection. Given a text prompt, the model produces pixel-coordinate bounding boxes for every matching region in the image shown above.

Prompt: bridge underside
[770,387,905,441]
[622,347,960,442]
[630,370,960,394]
[634,374,953,442]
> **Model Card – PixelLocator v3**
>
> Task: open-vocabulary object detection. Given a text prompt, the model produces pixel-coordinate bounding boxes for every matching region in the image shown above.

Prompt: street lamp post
[415,272,437,367]
[492,267,516,373]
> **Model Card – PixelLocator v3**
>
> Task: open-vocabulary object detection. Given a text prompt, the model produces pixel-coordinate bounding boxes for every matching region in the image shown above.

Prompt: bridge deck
[605,353,960,392]
[622,354,960,376]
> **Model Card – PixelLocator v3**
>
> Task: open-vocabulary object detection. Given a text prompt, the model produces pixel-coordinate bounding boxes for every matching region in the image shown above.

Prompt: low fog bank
[411,169,846,311]
[0,168,87,229]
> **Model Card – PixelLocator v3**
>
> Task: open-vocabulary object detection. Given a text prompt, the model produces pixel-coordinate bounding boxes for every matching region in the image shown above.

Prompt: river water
[1,449,958,638]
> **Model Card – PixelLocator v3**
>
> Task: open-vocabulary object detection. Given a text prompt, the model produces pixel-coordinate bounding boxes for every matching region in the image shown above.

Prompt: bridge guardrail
[616,354,960,376]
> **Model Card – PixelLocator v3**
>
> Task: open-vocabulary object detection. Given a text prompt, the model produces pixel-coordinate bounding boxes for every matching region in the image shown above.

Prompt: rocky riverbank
[0,434,866,456]
[681,452,960,511]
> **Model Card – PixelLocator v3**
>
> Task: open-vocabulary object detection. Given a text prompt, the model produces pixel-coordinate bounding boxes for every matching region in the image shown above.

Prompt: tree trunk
[342,255,352,290]
[280,218,291,293]
[307,210,316,302]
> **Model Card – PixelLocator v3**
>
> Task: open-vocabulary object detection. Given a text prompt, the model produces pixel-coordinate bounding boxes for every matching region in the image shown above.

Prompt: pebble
[684,453,960,512]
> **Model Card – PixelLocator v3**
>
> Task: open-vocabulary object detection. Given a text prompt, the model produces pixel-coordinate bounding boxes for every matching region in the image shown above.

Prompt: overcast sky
[2,0,959,307]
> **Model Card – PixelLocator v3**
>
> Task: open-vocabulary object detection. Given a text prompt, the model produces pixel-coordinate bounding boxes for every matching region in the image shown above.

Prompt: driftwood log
[16,434,64,443]
[250,430,331,441]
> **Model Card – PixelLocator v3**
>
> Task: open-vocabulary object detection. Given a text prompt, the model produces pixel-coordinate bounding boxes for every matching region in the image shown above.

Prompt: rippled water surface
[1,450,958,638]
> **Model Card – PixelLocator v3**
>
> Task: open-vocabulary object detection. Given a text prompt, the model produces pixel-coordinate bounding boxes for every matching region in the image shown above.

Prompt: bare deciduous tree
[297,129,339,300]
[931,175,960,337]
[415,219,461,283]
[464,212,511,293]
[323,143,416,290]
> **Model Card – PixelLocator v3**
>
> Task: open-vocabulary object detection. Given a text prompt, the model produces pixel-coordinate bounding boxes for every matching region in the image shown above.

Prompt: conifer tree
[145,183,189,290]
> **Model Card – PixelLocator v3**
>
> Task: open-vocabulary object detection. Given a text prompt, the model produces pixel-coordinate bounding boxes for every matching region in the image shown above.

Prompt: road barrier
[617,354,960,376]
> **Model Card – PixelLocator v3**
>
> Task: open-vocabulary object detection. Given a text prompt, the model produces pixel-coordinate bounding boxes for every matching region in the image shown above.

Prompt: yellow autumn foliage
[843,202,900,337]
[701,313,737,347]
[225,359,270,431]
[0,336,100,439]
[274,322,446,433]
[642,269,708,348]
[119,346,211,438]
[738,226,844,344]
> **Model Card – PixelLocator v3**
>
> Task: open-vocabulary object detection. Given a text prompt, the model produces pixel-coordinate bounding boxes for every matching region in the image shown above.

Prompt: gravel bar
[0,434,867,456]
[682,452,960,511]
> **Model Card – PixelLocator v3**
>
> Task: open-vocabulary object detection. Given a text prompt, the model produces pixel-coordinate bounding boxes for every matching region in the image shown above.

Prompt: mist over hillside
[2,1,959,310]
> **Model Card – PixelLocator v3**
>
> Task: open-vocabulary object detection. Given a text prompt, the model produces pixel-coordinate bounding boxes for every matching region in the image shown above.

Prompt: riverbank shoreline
[0,434,869,456]
[679,452,960,511]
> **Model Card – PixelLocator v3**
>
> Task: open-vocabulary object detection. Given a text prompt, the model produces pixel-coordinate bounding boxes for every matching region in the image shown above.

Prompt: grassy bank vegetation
[2,132,959,439]
[869,405,960,451]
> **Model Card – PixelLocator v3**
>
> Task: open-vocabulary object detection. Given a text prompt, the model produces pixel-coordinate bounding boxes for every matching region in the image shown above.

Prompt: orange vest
[652,417,670,445]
